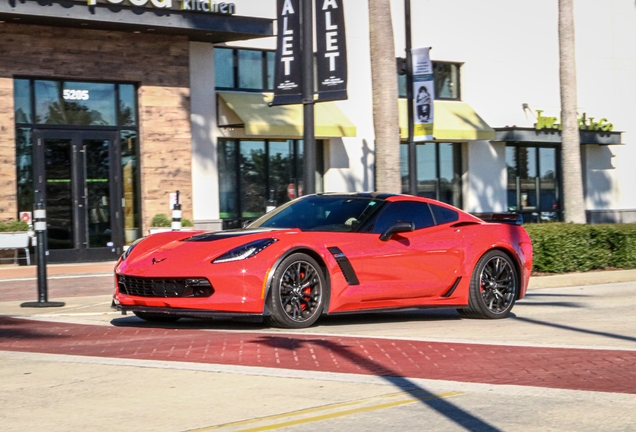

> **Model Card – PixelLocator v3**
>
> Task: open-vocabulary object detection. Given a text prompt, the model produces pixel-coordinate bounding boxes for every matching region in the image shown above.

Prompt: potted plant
[0,219,31,265]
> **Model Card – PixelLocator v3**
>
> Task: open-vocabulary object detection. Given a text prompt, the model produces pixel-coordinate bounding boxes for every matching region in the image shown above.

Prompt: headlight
[121,237,144,261]
[212,238,277,264]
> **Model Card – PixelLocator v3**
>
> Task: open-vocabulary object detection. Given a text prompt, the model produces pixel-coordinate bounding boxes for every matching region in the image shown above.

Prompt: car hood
[117,228,293,276]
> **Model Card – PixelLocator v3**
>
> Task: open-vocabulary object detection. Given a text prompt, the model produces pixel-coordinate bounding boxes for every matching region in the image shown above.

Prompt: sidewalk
[1,261,635,288]
[0,261,117,280]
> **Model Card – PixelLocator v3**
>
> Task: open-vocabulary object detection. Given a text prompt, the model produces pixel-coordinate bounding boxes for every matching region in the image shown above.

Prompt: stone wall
[0,23,193,234]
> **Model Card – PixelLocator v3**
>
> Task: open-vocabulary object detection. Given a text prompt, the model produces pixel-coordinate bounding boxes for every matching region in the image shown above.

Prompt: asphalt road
[0,272,635,431]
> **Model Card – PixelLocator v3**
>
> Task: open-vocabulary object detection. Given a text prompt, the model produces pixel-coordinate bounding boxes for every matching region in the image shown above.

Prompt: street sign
[20,211,32,225]
[287,184,296,200]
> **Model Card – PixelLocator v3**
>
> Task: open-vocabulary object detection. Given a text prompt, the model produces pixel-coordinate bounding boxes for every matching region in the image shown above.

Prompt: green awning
[218,92,357,138]
[399,99,495,141]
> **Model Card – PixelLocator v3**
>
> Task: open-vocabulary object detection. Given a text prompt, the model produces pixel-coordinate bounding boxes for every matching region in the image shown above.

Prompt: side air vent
[327,247,360,285]
[441,277,462,298]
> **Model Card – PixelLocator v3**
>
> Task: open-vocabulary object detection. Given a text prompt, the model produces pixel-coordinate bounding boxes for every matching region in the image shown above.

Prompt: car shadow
[110,308,464,330]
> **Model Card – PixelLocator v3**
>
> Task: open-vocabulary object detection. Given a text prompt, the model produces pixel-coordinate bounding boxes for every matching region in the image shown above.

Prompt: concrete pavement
[1,263,636,431]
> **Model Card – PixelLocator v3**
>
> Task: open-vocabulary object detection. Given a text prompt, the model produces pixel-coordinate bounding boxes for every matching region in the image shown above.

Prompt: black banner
[315,0,348,101]
[271,0,303,106]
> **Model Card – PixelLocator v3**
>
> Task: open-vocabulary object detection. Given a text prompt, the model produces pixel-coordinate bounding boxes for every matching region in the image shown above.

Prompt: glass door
[33,129,122,262]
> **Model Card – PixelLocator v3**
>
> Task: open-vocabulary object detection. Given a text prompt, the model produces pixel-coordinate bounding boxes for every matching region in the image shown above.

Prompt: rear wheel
[133,311,181,323]
[458,250,518,319]
[266,253,326,329]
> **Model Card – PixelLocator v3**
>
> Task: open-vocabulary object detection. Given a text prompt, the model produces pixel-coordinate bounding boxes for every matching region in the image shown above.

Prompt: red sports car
[112,193,533,328]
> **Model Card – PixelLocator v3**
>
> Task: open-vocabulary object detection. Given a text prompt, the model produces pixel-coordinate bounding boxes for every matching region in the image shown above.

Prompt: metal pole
[405,0,417,195]
[302,0,316,195]
[21,202,64,308]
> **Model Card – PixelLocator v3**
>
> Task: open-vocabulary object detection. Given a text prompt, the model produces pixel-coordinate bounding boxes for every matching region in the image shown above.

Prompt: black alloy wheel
[458,250,518,319]
[267,253,325,328]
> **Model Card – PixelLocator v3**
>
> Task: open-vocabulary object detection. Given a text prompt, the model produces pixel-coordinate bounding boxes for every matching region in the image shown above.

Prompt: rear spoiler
[473,213,523,226]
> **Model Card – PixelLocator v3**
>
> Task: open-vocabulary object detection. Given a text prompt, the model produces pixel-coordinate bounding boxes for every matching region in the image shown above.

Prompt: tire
[133,311,181,323]
[458,250,518,319]
[266,253,326,329]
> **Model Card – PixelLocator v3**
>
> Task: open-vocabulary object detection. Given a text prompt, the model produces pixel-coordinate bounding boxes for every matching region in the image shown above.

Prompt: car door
[353,201,464,302]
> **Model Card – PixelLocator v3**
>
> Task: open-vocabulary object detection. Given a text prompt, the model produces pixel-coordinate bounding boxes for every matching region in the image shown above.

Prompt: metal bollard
[266,189,277,213]
[172,190,182,231]
[21,202,64,308]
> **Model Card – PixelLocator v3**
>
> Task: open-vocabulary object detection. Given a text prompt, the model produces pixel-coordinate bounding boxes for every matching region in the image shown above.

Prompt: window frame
[505,143,562,223]
[397,60,463,100]
[214,47,276,92]
[218,138,324,229]
[400,142,463,209]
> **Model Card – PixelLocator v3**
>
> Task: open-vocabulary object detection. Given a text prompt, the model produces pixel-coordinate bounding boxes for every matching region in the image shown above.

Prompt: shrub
[0,220,29,232]
[150,214,193,228]
[525,223,636,273]
[150,213,171,227]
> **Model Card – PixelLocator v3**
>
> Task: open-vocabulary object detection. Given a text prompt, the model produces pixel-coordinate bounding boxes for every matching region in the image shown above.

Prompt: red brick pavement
[0,317,634,394]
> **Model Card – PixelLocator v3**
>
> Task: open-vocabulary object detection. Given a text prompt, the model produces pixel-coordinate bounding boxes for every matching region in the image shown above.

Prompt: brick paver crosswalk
[1,317,634,394]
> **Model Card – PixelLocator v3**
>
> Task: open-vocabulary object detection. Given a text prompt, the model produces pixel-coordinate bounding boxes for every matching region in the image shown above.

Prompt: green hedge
[0,220,29,232]
[525,223,636,273]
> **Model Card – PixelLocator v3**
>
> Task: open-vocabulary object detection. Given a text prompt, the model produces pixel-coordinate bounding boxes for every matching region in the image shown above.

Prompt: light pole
[404,0,417,195]
[301,0,316,195]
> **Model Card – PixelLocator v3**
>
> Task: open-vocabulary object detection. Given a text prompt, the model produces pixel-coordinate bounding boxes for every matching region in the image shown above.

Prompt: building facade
[1,0,634,263]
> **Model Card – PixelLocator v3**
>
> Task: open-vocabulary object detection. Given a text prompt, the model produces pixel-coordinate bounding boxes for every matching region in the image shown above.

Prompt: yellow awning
[399,99,495,141]
[218,92,357,138]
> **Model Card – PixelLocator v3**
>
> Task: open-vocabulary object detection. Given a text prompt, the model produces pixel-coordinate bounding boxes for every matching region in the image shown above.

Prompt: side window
[430,204,459,225]
[372,202,435,234]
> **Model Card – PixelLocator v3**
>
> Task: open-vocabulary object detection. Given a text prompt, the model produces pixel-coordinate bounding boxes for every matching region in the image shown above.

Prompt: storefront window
[219,139,322,228]
[397,61,462,100]
[118,84,137,126]
[14,78,140,249]
[240,141,267,218]
[400,142,462,208]
[121,131,141,245]
[506,145,561,222]
[238,50,264,90]
[15,128,33,214]
[14,79,32,124]
[214,48,235,88]
[269,141,294,207]
[34,80,117,126]
[267,51,276,90]
[433,62,461,100]
[219,141,239,219]
[215,48,275,91]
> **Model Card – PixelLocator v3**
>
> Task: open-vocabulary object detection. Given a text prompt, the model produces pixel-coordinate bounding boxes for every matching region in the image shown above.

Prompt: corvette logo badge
[152,257,166,265]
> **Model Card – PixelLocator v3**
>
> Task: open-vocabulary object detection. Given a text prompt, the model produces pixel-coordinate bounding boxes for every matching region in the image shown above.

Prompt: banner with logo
[412,47,434,141]
[271,0,303,106]
[315,0,348,101]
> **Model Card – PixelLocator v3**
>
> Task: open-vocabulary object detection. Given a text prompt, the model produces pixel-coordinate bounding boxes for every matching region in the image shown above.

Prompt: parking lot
[1,266,635,431]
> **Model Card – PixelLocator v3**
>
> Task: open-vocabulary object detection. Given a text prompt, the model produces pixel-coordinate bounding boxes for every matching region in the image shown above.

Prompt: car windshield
[248,195,385,232]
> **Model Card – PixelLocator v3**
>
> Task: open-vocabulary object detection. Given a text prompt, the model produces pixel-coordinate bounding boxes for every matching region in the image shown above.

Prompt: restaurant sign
[535,110,613,132]
[85,0,236,14]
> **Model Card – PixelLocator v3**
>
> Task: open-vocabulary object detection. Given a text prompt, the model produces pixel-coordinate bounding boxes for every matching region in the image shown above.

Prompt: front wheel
[266,253,326,329]
[458,250,518,319]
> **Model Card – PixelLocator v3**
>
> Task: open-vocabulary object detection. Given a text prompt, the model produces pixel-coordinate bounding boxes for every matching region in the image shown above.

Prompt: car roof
[313,192,479,222]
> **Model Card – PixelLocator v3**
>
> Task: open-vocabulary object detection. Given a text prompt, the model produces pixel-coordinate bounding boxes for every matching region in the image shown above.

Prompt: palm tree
[368,0,401,193]
[559,0,586,223]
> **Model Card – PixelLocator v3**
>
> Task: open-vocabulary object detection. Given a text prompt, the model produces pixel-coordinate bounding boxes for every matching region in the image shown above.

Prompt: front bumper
[111,298,267,319]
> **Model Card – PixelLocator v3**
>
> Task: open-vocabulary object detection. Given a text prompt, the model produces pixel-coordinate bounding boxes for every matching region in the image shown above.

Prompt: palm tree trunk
[368,0,401,193]
[559,0,586,223]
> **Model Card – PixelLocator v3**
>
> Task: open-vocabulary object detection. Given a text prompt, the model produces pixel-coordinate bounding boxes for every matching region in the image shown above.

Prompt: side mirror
[379,220,414,241]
